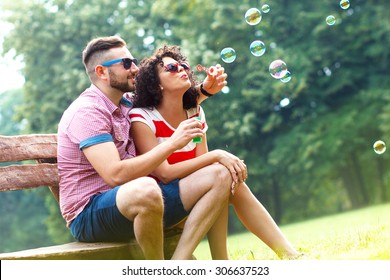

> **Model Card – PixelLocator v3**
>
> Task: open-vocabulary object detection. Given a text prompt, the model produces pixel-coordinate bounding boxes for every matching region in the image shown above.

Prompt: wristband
[200,83,213,97]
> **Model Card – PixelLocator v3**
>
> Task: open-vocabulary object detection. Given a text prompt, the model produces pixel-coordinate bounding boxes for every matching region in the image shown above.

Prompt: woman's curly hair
[132,45,200,110]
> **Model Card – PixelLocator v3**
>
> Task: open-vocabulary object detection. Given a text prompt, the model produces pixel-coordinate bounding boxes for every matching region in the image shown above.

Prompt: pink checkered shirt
[57,84,136,227]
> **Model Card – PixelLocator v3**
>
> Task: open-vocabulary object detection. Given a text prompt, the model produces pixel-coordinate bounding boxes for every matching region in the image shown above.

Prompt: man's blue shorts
[70,179,188,242]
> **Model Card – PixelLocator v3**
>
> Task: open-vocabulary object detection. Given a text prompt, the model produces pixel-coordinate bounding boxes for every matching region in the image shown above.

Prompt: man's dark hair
[82,36,126,76]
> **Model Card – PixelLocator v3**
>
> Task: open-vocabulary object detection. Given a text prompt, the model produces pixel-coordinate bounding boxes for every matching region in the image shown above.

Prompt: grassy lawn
[194,203,390,260]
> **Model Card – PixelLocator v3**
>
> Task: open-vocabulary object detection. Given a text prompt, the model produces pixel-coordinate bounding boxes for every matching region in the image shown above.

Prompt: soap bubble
[326,15,336,25]
[261,4,270,13]
[220,47,236,63]
[280,71,292,83]
[340,0,350,10]
[245,8,262,25]
[280,97,290,107]
[249,40,266,57]
[373,140,386,154]
[269,60,288,79]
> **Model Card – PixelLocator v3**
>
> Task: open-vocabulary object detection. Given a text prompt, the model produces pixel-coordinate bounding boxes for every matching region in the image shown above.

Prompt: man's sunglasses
[163,62,190,73]
[101,58,138,70]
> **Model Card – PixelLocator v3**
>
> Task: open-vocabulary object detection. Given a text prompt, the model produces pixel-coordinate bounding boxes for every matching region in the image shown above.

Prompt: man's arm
[83,117,203,187]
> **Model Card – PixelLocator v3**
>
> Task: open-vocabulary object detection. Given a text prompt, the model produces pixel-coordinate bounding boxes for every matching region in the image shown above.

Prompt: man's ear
[95,65,108,80]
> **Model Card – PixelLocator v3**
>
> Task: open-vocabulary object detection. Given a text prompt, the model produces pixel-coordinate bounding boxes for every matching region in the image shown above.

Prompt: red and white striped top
[129,105,208,164]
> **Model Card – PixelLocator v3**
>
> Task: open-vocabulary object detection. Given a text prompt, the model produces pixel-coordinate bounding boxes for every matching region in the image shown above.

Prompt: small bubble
[220,47,237,63]
[269,60,288,79]
[245,8,262,25]
[373,140,386,154]
[222,86,230,94]
[340,0,350,10]
[249,40,266,57]
[326,15,336,26]
[280,98,290,107]
[261,4,270,14]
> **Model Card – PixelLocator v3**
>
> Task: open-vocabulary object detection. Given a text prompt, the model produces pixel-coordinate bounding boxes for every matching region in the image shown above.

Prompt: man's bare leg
[116,177,165,259]
[171,165,231,260]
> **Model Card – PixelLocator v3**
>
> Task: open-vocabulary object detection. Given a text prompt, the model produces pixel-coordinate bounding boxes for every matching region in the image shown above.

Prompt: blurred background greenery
[0,0,389,253]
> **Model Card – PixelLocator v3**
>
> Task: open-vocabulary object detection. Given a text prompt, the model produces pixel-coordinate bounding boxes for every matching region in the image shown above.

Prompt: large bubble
[220,47,237,63]
[249,40,266,57]
[269,60,288,79]
[245,8,262,25]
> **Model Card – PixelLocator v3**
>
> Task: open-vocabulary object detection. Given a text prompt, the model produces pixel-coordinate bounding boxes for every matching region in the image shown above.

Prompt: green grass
[194,203,390,260]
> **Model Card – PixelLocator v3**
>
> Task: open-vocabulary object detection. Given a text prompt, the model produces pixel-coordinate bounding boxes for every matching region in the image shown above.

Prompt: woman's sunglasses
[101,58,138,70]
[163,62,190,73]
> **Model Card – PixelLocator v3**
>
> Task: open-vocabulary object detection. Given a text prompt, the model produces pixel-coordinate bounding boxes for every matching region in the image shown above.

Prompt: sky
[0,19,25,93]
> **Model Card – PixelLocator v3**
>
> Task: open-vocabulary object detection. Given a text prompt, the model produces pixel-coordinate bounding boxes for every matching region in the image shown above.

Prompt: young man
[57,36,244,259]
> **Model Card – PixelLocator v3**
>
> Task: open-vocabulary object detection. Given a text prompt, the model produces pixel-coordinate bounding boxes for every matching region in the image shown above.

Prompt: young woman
[129,45,301,259]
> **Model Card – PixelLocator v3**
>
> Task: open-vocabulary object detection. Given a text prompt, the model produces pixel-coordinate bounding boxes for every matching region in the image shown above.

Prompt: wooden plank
[0,164,59,192]
[0,242,142,260]
[0,134,57,162]
[0,232,182,260]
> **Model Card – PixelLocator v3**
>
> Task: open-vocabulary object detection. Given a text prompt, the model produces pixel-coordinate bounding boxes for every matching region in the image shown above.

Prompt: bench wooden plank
[0,134,57,162]
[0,164,58,192]
[0,229,182,260]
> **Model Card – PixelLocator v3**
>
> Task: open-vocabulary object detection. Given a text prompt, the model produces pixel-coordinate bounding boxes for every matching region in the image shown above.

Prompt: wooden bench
[0,134,181,260]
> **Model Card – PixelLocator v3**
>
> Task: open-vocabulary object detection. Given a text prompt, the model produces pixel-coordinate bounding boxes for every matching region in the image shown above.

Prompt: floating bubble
[249,40,266,57]
[280,71,292,83]
[221,86,230,94]
[326,15,336,26]
[373,140,386,154]
[220,47,237,63]
[340,0,350,10]
[280,98,290,107]
[261,4,270,14]
[269,60,288,79]
[245,8,262,25]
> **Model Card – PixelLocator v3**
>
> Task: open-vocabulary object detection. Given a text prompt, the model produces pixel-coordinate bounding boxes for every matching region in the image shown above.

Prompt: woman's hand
[202,64,228,95]
[168,118,204,149]
[211,149,248,186]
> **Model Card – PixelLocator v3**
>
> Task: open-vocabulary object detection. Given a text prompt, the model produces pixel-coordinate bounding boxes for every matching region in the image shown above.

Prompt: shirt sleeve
[129,108,156,134]
[66,103,113,149]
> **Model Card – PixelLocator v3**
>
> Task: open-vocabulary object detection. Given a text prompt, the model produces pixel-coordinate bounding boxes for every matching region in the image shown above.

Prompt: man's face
[104,46,139,93]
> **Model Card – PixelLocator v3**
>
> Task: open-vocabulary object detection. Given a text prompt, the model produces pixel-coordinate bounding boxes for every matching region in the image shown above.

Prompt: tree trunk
[339,167,363,208]
[350,153,369,205]
[376,157,387,202]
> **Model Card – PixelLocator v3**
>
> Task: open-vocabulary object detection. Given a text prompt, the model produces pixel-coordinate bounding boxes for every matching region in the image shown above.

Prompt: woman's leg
[230,183,299,259]
[206,203,229,259]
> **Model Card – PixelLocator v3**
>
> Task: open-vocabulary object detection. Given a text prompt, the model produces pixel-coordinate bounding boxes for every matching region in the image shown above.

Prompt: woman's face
[158,57,192,95]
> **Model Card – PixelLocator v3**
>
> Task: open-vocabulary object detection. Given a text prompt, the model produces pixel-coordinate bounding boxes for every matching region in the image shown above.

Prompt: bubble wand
[196,64,217,76]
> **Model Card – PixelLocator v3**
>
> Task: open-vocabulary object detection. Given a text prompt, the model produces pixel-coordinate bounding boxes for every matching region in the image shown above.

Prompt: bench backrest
[0,134,59,202]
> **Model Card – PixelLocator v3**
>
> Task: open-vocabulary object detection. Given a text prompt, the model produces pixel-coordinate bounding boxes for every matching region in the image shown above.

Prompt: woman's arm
[131,121,219,183]
[131,121,247,184]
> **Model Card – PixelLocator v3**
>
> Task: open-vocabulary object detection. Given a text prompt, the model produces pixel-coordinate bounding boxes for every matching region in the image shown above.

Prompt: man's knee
[120,177,164,213]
